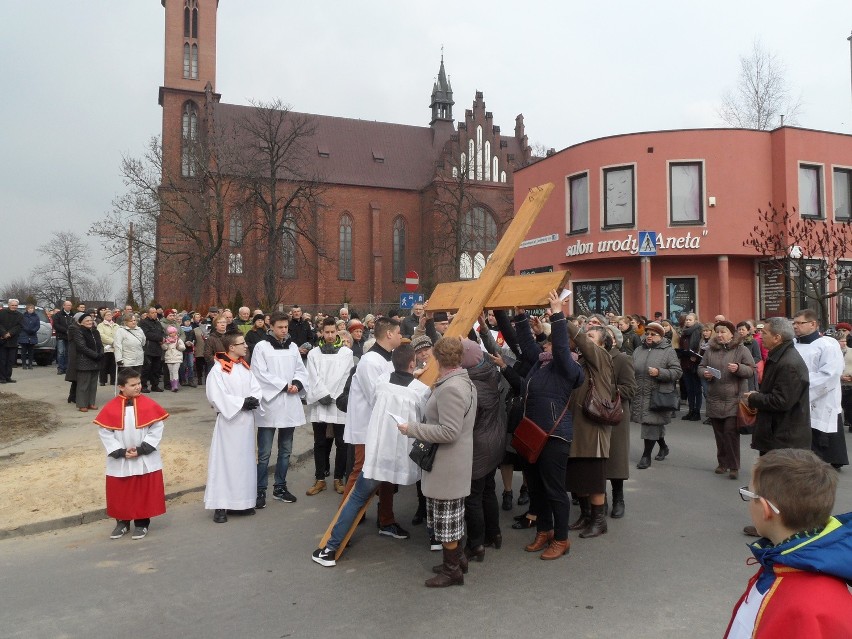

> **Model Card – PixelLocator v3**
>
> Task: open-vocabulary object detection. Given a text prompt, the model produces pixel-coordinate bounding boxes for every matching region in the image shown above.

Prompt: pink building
[513,126,852,324]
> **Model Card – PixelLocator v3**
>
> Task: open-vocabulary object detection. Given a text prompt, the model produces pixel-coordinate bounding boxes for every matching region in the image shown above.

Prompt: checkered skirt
[426,497,466,542]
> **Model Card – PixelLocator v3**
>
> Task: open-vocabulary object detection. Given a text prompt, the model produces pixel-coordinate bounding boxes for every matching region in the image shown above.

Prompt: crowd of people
[2,294,851,625]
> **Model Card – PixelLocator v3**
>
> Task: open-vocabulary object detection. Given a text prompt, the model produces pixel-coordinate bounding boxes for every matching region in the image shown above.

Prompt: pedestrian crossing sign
[638,231,657,256]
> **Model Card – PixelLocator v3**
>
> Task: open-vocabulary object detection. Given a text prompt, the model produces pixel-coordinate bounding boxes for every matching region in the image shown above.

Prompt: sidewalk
[0,365,314,539]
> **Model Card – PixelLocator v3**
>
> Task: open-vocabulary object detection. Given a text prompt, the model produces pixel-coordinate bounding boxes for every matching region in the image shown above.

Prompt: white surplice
[362,374,431,485]
[305,344,354,424]
[204,358,262,510]
[795,336,844,433]
[251,340,310,429]
[344,350,394,445]
[98,408,164,477]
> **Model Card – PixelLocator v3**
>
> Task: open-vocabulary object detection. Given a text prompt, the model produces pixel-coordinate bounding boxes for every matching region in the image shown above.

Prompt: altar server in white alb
[96,368,169,540]
[251,311,311,508]
[305,316,354,496]
[204,332,262,524]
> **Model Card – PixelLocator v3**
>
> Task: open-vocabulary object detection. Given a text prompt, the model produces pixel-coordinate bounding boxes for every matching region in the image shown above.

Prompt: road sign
[399,293,425,309]
[404,270,419,292]
[638,231,657,256]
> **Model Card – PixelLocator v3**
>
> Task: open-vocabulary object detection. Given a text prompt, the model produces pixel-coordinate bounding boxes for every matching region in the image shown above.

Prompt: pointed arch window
[484,141,491,181]
[181,102,198,177]
[184,6,191,37]
[492,156,499,183]
[282,219,297,278]
[459,152,466,179]
[190,44,198,80]
[393,217,406,282]
[228,253,243,275]
[191,4,198,38]
[500,170,507,183]
[458,207,497,280]
[183,1,199,80]
[476,126,483,180]
[183,43,191,79]
[229,210,243,247]
[339,213,353,280]
[468,140,475,180]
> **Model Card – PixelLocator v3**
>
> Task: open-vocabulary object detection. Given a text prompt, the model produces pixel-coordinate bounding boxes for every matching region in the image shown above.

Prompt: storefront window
[665,277,696,321]
[572,280,622,316]
[834,168,852,221]
[568,173,589,234]
[603,166,635,228]
[670,162,703,225]
[799,164,823,218]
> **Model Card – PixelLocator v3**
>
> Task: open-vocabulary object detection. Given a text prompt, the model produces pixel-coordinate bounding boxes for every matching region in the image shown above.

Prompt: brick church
[156,0,534,312]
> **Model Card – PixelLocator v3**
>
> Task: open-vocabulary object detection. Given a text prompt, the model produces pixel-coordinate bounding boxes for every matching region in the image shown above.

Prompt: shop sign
[565,230,709,257]
[519,233,559,249]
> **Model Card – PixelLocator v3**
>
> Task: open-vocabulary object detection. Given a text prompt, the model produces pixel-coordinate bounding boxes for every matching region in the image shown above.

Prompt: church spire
[429,51,454,126]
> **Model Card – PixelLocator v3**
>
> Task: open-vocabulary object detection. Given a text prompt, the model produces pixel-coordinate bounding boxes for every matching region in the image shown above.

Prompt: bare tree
[34,231,94,303]
[77,273,119,304]
[233,99,327,309]
[719,39,803,130]
[0,275,39,305]
[744,203,852,324]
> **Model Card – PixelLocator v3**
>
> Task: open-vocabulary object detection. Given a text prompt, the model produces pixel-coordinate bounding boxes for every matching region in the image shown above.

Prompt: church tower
[158,0,219,180]
[429,55,454,126]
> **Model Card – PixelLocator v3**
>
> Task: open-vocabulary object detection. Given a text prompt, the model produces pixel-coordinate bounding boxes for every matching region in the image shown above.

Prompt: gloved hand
[318,395,334,406]
[242,396,260,411]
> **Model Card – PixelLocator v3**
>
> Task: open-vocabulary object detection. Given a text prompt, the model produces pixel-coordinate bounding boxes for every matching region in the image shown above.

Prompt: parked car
[1,302,56,366]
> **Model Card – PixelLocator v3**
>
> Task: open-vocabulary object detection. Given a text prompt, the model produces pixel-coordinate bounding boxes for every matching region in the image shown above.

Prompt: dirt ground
[0,392,57,446]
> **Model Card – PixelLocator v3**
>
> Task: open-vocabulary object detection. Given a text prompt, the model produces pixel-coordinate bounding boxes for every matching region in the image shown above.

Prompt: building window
[190,44,198,79]
[500,170,506,183]
[572,280,623,315]
[392,217,406,282]
[468,140,475,180]
[184,6,191,37]
[492,156,499,183]
[282,219,297,278]
[183,43,190,79]
[459,207,497,280]
[670,162,703,225]
[799,164,823,218]
[568,173,589,234]
[603,166,635,228]
[191,4,198,38]
[834,168,852,221]
[458,152,465,179]
[181,102,198,177]
[476,126,483,180]
[484,141,491,181]
[665,277,697,320]
[228,253,243,275]
[229,211,243,247]
[339,213,353,280]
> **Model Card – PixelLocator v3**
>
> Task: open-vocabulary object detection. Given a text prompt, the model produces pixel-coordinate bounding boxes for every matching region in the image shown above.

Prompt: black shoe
[484,533,502,549]
[464,545,486,562]
[511,516,535,530]
[213,509,228,523]
[256,491,267,510]
[379,523,410,539]
[611,499,625,519]
[273,487,297,503]
[110,520,130,539]
[141,387,151,393]
[517,486,529,506]
[227,508,255,516]
[513,512,530,522]
[6,379,16,383]
[702,417,712,425]
[637,456,651,469]
[411,501,426,525]
[312,546,336,567]
[501,490,513,511]
[57,370,65,375]
[654,446,670,461]
[151,386,164,392]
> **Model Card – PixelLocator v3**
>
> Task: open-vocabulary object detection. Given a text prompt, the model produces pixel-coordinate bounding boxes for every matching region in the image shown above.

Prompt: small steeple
[429,50,454,126]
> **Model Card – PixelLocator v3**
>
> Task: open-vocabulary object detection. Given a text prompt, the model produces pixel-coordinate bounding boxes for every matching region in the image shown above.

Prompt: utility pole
[848,31,852,122]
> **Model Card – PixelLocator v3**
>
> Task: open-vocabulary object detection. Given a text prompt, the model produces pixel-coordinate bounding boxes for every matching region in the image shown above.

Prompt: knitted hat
[645,322,666,337]
[74,312,86,323]
[460,338,484,369]
[166,309,177,317]
[607,325,624,348]
[167,325,177,334]
[411,334,433,352]
[714,320,736,335]
[252,313,265,323]
[836,322,852,332]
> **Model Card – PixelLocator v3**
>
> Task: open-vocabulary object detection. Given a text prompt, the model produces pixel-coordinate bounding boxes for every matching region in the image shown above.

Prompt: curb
[0,447,315,540]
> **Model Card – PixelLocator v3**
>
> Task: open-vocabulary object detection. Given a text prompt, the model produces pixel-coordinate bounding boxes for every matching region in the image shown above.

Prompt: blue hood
[748,512,852,593]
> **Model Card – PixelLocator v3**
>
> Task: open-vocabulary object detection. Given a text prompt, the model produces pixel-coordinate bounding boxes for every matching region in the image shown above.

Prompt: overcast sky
[2,0,851,297]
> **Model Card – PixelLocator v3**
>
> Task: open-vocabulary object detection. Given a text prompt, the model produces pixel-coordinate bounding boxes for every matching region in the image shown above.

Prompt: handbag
[409,439,438,471]
[736,400,757,435]
[582,362,623,426]
[511,402,571,465]
[649,386,679,412]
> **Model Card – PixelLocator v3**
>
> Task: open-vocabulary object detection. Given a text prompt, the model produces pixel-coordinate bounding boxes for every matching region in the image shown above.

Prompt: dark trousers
[100,352,116,385]
[311,422,346,480]
[0,346,16,381]
[464,469,501,548]
[711,416,740,471]
[142,354,162,390]
[682,371,703,414]
[842,386,852,427]
[20,344,35,367]
[76,370,99,409]
[528,437,571,541]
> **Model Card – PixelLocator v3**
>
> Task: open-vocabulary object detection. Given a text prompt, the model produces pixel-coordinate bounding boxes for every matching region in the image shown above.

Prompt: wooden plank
[418,182,554,387]
[318,487,378,560]
[427,270,571,311]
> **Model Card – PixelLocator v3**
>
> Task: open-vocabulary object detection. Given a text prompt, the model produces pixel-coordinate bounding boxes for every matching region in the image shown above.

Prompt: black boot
[426,546,464,587]
[654,445,670,461]
[579,504,608,538]
[411,498,426,526]
[568,497,591,531]
[611,485,625,519]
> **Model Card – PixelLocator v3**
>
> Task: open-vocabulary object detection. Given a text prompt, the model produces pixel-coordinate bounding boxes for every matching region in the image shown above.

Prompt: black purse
[649,387,679,411]
[409,439,438,471]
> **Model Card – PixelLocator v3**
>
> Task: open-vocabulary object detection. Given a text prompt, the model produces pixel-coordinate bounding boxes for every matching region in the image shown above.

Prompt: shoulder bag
[511,399,571,465]
[409,379,474,472]
[582,359,623,426]
[736,400,757,435]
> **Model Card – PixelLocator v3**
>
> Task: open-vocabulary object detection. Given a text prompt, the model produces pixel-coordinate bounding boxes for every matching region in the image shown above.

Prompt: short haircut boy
[269,311,289,325]
[373,317,400,341]
[391,344,415,372]
[117,368,142,387]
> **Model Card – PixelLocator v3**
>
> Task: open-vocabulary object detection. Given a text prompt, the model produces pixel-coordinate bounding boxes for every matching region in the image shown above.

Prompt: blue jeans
[328,472,379,550]
[56,339,68,372]
[257,427,294,491]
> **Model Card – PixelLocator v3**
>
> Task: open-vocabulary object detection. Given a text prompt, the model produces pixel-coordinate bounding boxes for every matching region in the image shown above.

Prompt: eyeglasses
[738,486,781,515]
[234,341,246,346]
[792,320,814,325]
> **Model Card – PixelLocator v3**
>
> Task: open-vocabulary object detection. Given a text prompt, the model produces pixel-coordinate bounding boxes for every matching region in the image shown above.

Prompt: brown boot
[432,545,469,574]
[333,479,344,494]
[524,530,554,552]
[425,546,464,587]
[579,504,608,538]
[568,497,591,531]
[540,539,570,560]
[306,480,327,496]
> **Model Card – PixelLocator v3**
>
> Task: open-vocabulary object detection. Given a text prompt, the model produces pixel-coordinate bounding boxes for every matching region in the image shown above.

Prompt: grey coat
[698,335,755,419]
[407,368,477,500]
[467,359,507,480]
[605,348,637,480]
[630,338,682,426]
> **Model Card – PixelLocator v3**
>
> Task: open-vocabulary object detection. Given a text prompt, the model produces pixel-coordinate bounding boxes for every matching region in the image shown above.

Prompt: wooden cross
[318,183,564,559]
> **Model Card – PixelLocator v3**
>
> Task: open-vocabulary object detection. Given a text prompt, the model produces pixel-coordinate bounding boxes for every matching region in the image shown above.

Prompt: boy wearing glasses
[725,449,852,638]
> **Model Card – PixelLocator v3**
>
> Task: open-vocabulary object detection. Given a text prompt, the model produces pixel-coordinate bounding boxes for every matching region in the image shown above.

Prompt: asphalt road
[2,421,850,639]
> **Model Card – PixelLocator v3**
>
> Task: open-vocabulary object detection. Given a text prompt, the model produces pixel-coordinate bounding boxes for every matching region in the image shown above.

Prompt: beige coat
[407,368,477,500]
[605,348,637,480]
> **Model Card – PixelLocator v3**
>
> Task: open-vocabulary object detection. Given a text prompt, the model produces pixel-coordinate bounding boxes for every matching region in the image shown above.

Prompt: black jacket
[747,339,811,452]
[288,317,315,349]
[468,358,507,479]
[53,310,74,341]
[139,316,166,357]
[0,308,23,347]
[73,326,104,372]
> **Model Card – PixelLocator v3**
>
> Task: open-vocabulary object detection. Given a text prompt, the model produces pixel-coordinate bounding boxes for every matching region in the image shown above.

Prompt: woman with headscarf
[604,324,637,519]
[74,314,104,412]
